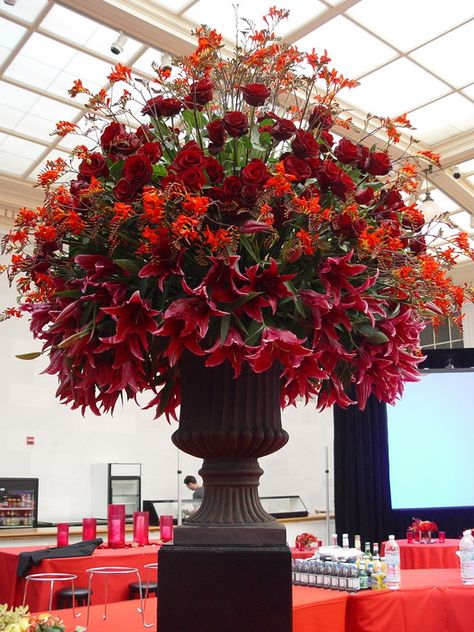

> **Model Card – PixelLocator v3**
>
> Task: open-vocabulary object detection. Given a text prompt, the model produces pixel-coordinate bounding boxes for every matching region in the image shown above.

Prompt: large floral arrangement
[1,8,472,420]
[408,518,438,533]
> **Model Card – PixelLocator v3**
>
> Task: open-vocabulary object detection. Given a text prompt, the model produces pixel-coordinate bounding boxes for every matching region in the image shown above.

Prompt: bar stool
[129,562,158,610]
[57,586,92,609]
[84,566,153,630]
[22,573,81,617]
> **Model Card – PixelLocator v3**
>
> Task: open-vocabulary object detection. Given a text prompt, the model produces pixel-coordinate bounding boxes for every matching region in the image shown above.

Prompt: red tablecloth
[381,539,460,569]
[47,587,347,632]
[0,543,160,611]
[346,569,474,632]
[291,547,316,559]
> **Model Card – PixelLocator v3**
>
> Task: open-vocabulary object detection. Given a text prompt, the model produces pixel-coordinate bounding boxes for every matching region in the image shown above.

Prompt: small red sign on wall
[26,436,35,445]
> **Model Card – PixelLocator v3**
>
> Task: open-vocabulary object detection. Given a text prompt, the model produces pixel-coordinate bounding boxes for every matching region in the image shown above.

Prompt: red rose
[69,179,89,197]
[270,118,296,142]
[123,154,152,184]
[319,130,334,150]
[179,168,206,191]
[223,112,249,137]
[334,138,359,164]
[189,79,214,105]
[135,125,154,143]
[291,130,320,159]
[207,119,226,146]
[409,235,426,255]
[100,122,126,150]
[138,141,162,163]
[241,83,271,107]
[283,155,311,182]
[113,178,138,202]
[222,176,242,200]
[205,156,225,184]
[173,143,205,172]
[354,187,375,205]
[366,151,392,176]
[241,159,268,186]
[78,153,109,179]
[308,105,333,131]
[306,157,323,178]
[241,184,258,206]
[330,172,356,199]
[142,96,182,117]
[316,159,341,188]
[382,190,403,210]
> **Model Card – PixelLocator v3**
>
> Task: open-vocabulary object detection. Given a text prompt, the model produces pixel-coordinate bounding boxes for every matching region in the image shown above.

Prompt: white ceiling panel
[347,0,474,52]
[295,16,397,79]
[0,81,40,112]
[342,58,450,118]
[0,134,46,159]
[0,16,26,49]
[408,94,474,145]
[409,22,474,89]
[0,0,47,24]
[184,0,326,41]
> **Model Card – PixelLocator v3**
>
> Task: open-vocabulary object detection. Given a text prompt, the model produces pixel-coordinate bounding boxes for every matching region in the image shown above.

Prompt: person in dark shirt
[183,475,204,499]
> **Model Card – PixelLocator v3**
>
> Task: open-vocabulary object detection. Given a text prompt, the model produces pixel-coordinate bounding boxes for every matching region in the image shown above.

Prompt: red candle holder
[57,523,69,547]
[159,514,174,542]
[407,530,414,544]
[133,511,149,546]
[107,504,125,548]
[82,517,97,541]
[438,531,445,543]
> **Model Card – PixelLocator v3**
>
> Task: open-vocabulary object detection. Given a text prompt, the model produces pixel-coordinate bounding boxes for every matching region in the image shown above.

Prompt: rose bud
[283,154,311,182]
[291,130,320,159]
[241,83,271,107]
[205,156,225,184]
[241,159,269,186]
[207,119,226,146]
[308,105,333,131]
[137,141,162,163]
[223,111,249,137]
[334,138,359,164]
[123,154,153,185]
[78,153,109,179]
[113,178,138,202]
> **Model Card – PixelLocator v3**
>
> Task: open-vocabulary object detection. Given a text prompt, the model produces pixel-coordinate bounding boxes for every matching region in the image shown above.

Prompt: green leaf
[229,291,263,310]
[220,314,230,343]
[152,163,168,178]
[239,236,259,262]
[239,135,253,149]
[258,131,273,147]
[245,320,264,346]
[15,351,42,360]
[356,323,389,344]
[181,109,207,129]
[114,258,140,273]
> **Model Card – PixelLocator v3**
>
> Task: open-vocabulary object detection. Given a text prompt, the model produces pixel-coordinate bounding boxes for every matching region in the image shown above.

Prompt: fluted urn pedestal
[158,353,292,632]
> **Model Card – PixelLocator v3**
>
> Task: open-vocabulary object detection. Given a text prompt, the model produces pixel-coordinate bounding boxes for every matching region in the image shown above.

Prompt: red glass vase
[107,504,125,548]
[133,511,150,546]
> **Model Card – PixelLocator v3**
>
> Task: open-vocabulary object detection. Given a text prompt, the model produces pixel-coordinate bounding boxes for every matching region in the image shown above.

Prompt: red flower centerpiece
[1,8,471,422]
[409,518,438,543]
[295,532,318,551]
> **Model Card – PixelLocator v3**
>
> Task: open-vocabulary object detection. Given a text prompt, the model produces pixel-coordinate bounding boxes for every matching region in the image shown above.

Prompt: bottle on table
[359,561,369,590]
[331,533,338,546]
[372,542,380,560]
[364,541,372,559]
[459,530,474,585]
[354,535,361,551]
[342,533,349,550]
[385,535,401,590]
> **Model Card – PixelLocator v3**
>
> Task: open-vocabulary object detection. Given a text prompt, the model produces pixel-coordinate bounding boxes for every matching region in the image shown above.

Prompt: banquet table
[46,586,348,632]
[381,538,460,569]
[345,568,474,632]
[45,570,474,632]
[0,542,160,611]
[290,547,316,560]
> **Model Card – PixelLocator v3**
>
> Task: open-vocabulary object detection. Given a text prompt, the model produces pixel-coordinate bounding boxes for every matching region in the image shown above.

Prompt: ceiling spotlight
[452,166,461,180]
[111,31,127,55]
[419,166,440,221]
[4,0,18,6]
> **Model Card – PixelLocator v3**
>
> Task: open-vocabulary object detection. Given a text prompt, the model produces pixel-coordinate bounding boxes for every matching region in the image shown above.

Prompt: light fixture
[419,166,440,221]
[111,32,127,55]
[4,0,17,5]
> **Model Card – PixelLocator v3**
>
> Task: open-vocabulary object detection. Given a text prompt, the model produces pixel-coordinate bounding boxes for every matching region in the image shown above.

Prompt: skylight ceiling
[0,0,473,245]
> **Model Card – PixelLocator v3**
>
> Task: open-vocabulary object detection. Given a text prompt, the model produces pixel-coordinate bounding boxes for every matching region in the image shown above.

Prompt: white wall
[0,269,334,524]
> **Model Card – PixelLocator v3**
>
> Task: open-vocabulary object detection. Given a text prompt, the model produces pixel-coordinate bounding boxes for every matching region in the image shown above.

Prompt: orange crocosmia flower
[172,215,200,241]
[8,229,28,243]
[394,113,412,127]
[54,121,78,137]
[16,207,38,226]
[72,145,90,159]
[296,228,316,255]
[108,63,132,83]
[401,163,417,177]
[68,79,88,97]
[3,307,22,318]
[113,202,134,221]
[454,232,470,251]
[143,187,165,222]
[182,196,210,217]
[85,177,104,195]
[64,211,85,234]
[204,226,232,252]
[142,225,160,244]
[35,225,57,242]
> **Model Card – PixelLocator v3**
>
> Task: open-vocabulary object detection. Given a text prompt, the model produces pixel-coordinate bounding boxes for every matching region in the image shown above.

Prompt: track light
[4,0,18,6]
[111,31,127,55]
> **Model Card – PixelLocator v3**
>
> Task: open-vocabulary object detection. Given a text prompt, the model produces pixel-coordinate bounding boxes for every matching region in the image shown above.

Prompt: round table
[290,547,316,559]
[382,538,460,569]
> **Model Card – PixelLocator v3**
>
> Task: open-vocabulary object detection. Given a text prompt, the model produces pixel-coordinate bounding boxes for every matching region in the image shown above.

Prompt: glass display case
[0,477,39,528]
[143,495,308,524]
[92,463,141,519]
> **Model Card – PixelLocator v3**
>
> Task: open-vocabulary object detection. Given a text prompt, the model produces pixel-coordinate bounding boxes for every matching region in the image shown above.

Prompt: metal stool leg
[133,570,153,628]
